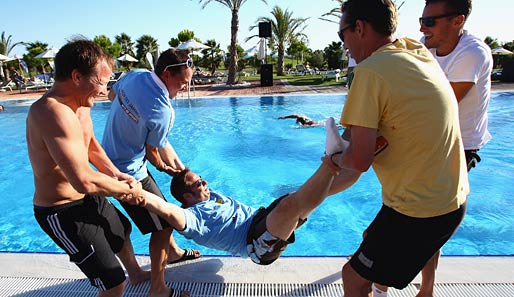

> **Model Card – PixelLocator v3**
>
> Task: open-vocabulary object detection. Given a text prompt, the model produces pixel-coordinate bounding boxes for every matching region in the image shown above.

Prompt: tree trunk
[277,45,285,76]
[227,9,239,85]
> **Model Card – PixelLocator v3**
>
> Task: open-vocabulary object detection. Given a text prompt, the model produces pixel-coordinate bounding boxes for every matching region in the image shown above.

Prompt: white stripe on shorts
[46,213,79,254]
[149,210,163,230]
[94,277,107,291]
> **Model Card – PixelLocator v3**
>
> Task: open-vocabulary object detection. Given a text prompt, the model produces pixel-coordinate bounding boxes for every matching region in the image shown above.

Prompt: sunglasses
[189,176,203,188]
[419,13,459,27]
[164,57,194,72]
[337,24,354,43]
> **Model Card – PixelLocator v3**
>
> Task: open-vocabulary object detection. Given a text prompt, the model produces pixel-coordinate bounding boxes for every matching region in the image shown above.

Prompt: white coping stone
[1,253,513,284]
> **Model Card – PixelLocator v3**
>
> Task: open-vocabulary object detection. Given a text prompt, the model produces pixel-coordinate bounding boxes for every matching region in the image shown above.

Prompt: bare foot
[128,269,151,285]
[151,287,190,297]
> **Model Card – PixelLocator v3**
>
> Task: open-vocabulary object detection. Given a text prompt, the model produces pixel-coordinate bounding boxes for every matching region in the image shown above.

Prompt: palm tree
[201,39,223,75]
[0,31,25,56]
[198,0,268,85]
[115,33,135,56]
[135,35,158,69]
[24,41,49,76]
[248,6,308,76]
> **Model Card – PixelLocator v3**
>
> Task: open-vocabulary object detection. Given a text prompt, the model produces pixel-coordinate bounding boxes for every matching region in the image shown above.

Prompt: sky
[2,0,512,57]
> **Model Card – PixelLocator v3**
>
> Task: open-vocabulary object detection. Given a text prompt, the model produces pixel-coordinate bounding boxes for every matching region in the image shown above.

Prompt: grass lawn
[237,73,347,87]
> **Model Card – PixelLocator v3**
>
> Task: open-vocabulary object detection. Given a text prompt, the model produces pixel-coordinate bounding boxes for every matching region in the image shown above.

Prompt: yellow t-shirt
[341,38,469,218]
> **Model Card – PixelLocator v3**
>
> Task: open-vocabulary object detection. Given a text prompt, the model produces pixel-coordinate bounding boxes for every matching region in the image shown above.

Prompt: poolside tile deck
[1,253,513,296]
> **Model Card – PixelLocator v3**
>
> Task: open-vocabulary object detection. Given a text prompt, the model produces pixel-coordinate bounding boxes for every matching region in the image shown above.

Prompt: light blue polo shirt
[102,69,175,180]
[180,190,259,257]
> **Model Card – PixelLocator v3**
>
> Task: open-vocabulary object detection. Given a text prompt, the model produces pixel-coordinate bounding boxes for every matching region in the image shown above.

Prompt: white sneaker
[325,117,347,156]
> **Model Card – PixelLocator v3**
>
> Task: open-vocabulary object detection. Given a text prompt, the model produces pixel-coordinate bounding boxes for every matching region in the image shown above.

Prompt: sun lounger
[321,69,341,82]
[107,71,125,90]
[0,80,14,92]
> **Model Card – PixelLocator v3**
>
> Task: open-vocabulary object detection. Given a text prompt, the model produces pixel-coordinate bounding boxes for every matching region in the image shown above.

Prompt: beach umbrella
[35,47,59,59]
[117,53,138,62]
[258,38,266,61]
[117,54,138,71]
[0,53,11,62]
[177,39,210,50]
[0,54,12,78]
[35,47,58,82]
[243,45,258,60]
[146,52,154,71]
[492,47,513,55]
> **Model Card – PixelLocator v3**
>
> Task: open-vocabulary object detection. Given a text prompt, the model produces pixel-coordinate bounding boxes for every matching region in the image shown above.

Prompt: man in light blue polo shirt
[119,118,359,265]
[102,48,199,297]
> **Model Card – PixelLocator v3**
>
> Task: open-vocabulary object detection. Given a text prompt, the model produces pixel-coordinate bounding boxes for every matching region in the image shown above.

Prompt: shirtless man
[26,39,153,297]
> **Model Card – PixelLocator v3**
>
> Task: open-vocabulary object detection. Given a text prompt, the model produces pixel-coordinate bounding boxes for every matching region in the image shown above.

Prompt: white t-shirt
[348,57,357,68]
[429,30,493,149]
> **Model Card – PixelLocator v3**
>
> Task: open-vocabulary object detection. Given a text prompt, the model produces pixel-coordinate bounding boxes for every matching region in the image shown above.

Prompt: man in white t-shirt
[419,2,491,295]
[421,0,492,171]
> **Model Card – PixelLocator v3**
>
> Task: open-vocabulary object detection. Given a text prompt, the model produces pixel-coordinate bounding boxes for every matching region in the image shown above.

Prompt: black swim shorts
[246,193,306,265]
[119,171,171,234]
[349,202,466,289]
[465,149,481,171]
[34,195,131,291]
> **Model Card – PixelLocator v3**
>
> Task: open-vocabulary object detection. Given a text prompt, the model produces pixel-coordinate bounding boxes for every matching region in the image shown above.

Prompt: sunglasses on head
[419,12,459,27]
[164,57,193,72]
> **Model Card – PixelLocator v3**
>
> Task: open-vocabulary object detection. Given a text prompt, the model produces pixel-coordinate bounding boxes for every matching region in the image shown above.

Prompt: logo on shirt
[117,91,140,123]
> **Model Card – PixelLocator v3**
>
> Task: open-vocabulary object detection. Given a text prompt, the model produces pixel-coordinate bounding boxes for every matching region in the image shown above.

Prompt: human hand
[321,154,341,176]
[115,172,137,187]
[162,165,183,177]
[116,182,145,206]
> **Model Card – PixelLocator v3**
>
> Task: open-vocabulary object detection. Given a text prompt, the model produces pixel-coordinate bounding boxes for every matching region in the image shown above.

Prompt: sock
[325,117,347,156]
[372,283,388,297]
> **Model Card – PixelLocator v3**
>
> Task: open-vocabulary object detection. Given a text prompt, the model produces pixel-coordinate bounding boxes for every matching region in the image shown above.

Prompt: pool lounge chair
[321,69,342,82]
[0,80,14,92]
[107,71,125,90]
[18,79,53,93]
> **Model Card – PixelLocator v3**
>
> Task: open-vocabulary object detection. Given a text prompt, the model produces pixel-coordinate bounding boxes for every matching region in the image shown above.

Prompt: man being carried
[120,119,358,264]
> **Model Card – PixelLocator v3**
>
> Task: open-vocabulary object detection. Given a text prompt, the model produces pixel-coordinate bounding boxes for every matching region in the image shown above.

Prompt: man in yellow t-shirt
[328,0,469,295]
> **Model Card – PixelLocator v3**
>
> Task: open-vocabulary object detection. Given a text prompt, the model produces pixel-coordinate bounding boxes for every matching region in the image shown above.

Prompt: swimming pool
[0,92,512,257]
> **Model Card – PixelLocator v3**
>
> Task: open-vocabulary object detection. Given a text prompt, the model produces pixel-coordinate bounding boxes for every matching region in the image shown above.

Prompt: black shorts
[119,172,170,234]
[349,202,466,289]
[465,149,481,171]
[246,193,306,265]
[34,195,131,291]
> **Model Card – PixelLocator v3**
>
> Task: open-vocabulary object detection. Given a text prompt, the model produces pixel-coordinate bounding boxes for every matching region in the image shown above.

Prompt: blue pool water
[0,92,513,257]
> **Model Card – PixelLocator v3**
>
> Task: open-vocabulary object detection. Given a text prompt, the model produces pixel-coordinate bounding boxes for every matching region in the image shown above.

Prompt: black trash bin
[500,60,514,82]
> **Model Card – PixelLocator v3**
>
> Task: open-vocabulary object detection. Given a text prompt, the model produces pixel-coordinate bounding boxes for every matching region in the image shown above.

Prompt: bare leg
[342,262,373,297]
[266,117,348,240]
[149,228,172,297]
[266,161,336,240]
[116,233,150,285]
[167,231,200,263]
[416,250,440,297]
[98,282,125,297]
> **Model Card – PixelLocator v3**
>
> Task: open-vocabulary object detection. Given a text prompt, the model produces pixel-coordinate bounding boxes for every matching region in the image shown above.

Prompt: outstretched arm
[121,190,187,232]
[146,143,185,176]
[278,114,299,120]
